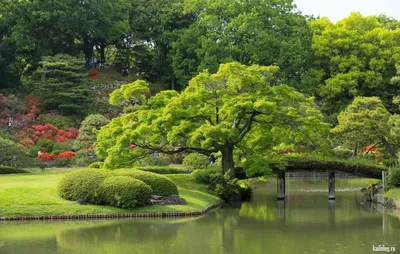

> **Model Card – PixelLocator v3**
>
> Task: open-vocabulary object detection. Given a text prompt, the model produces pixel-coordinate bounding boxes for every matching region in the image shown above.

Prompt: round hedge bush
[99,176,152,208]
[113,169,178,196]
[57,168,112,204]
[183,153,210,170]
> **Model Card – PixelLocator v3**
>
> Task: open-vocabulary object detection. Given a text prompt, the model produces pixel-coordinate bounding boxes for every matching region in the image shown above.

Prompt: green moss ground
[0,168,221,218]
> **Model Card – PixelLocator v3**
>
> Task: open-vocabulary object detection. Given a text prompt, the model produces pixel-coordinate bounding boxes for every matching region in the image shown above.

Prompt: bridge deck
[236,159,386,179]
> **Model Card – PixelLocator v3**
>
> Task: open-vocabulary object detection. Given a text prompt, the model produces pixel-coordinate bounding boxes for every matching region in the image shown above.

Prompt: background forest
[1,0,400,172]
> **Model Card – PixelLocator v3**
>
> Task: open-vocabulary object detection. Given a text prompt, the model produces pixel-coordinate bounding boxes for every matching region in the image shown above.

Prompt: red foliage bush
[0,94,42,130]
[17,124,79,146]
[37,153,57,162]
[57,151,76,160]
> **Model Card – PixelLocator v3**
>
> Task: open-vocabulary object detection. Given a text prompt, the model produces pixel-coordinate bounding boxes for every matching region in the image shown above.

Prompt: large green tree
[309,13,400,115]
[95,62,329,176]
[170,0,313,89]
[332,96,398,159]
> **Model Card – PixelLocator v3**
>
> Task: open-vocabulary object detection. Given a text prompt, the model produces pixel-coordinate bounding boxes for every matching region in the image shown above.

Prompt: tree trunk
[221,144,235,176]
[100,42,106,62]
[83,36,94,60]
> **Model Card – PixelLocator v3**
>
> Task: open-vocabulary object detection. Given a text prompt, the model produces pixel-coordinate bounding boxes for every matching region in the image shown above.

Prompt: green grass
[0,169,221,218]
[384,188,400,200]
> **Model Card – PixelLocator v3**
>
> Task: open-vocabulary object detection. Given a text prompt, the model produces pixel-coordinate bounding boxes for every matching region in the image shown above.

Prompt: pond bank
[0,170,221,219]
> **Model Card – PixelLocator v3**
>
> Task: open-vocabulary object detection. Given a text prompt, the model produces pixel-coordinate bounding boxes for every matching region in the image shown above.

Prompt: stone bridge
[236,159,387,200]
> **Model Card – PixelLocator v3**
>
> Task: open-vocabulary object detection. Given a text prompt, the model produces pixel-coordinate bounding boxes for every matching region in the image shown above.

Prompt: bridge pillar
[328,171,335,200]
[277,171,285,200]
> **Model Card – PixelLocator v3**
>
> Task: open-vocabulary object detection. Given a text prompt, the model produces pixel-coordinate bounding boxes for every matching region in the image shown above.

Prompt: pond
[1,179,399,254]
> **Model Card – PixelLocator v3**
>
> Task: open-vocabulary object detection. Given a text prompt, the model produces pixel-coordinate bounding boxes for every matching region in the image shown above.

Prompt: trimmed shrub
[88,162,104,169]
[183,153,209,170]
[99,176,152,208]
[0,166,28,174]
[113,169,178,196]
[136,166,191,174]
[192,166,221,184]
[57,168,112,203]
[136,156,171,166]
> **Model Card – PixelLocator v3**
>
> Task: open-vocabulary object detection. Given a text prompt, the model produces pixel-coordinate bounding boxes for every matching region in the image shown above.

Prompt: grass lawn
[384,188,400,200]
[0,168,221,218]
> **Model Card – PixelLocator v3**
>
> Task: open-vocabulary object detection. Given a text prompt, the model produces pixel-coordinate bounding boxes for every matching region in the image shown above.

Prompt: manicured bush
[192,166,221,184]
[0,166,28,174]
[136,166,191,174]
[57,168,112,203]
[99,176,152,208]
[136,156,171,166]
[88,162,104,169]
[388,167,400,187]
[113,169,178,196]
[183,153,209,170]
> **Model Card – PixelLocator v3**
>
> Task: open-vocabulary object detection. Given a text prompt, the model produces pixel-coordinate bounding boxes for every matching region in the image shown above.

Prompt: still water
[1,179,399,254]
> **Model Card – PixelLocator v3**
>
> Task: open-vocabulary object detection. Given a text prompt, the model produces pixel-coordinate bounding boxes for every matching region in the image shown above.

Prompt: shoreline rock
[150,195,186,205]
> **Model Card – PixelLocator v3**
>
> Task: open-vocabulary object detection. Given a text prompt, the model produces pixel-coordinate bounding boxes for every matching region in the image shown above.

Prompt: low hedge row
[57,168,179,208]
[136,166,191,174]
[0,166,28,174]
[114,169,178,196]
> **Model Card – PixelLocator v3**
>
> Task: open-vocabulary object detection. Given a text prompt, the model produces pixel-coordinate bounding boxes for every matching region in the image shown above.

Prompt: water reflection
[1,179,399,254]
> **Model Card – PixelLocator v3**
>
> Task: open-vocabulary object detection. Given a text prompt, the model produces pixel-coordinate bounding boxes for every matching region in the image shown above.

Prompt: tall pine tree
[33,54,90,116]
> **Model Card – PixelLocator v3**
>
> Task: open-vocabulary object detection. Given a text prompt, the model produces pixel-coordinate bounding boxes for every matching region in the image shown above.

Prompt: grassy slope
[384,188,400,200]
[0,169,221,218]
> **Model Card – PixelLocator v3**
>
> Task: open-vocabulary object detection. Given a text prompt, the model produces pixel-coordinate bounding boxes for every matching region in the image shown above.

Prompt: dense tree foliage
[309,13,400,114]
[331,97,396,158]
[171,0,313,89]
[1,0,400,169]
[96,62,329,176]
[32,54,89,115]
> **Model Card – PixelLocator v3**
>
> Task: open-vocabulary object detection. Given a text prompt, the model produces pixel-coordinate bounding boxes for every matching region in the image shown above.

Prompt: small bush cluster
[0,166,28,174]
[114,169,178,196]
[136,156,171,166]
[57,168,112,203]
[137,166,191,174]
[100,176,152,208]
[58,168,180,208]
[182,153,209,170]
[192,166,221,184]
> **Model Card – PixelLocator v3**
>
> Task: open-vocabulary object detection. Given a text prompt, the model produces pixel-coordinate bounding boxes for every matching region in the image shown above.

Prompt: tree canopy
[309,13,400,114]
[96,62,329,176]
